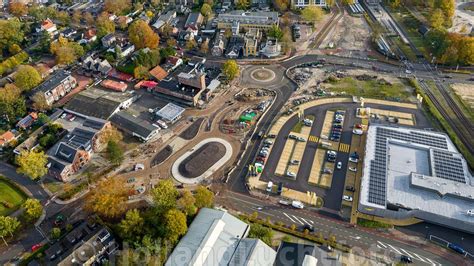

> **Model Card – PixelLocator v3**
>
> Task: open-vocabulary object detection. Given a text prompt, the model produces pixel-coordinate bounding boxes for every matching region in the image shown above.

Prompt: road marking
[339,143,350,153]
[283,213,296,223]
[399,248,415,258]
[411,252,427,263]
[291,215,304,225]
[424,257,437,265]
[308,135,319,143]
[231,196,261,207]
[386,244,402,254]
[300,217,313,225]
[376,241,387,248]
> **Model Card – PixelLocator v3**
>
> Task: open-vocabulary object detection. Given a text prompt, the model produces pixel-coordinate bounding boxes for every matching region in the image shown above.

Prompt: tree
[0,84,26,123]
[164,209,187,243]
[438,0,455,27]
[0,216,21,246]
[200,39,209,54]
[50,37,84,65]
[248,224,274,246]
[0,18,25,52]
[236,0,250,10]
[84,12,95,27]
[185,39,197,50]
[160,46,176,59]
[325,0,335,7]
[84,178,128,219]
[9,2,28,17]
[72,10,82,25]
[106,140,124,165]
[98,126,123,146]
[8,44,22,55]
[104,0,131,15]
[177,190,197,216]
[134,49,161,69]
[268,25,284,41]
[222,60,239,81]
[14,65,42,91]
[118,209,144,242]
[128,20,159,49]
[51,227,61,239]
[32,93,51,111]
[57,11,71,26]
[134,65,150,80]
[194,186,214,209]
[273,0,288,12]
[201,3,212,17]
[301,6,323,22]
[389,0,401,9]
[151,179,178,213]
[97,13,116,38]
[430,9,445,30]
[16,150,48,180]
[22,199,43,222]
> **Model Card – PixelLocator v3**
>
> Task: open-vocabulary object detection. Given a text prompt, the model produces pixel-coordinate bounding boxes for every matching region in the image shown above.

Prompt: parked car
[290,159,300,165]
[291,200,304,209]
[127,177,136,183]
[157,120,168,129]
[352,129,363,135]
[336,162,342,169]
[277,182,283,195]
[354,124,362,129]
[279,199,290,206]
[302,224,315,232]
[286,171,297,178]
[400,255,413,263]
[303,119,313,126]
[297,137,306,142]
[134,164,145,171]
[264,139,273,145]
[31,244,42,252]
[346,186,355,192]
[266,181,273,192]
[349,157,359,163]
[342,195,353,202]
[348,167,357,172]
[288,134,298,139]
[323,168,333,174]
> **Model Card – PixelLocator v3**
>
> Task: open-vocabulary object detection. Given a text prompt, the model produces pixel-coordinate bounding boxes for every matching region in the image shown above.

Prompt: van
[291,201,304,209]
[266,181,273,192]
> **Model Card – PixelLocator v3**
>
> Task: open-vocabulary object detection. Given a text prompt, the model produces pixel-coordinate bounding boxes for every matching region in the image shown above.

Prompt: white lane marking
[231,196,262,206]
[291,215,304,225]
[376,241,387,248]
[424,257,437,266]
[300,217,313,225]
[412,252,427,263]
[377,244,384,249]
[399,248,415,258]
[386,244,402,254]
[283,213,296,223]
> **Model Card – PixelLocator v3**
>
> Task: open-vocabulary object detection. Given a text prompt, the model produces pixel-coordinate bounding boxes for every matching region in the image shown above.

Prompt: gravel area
[178,142,226,178]
[151,145,173,167]
[180,118,204,140]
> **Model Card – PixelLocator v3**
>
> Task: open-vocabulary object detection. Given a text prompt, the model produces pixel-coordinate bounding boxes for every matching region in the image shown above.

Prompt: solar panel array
[367,127,450,206]
[432,150,466,183]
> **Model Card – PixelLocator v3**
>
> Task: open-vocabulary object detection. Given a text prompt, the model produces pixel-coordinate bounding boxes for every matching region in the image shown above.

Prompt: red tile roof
[0,131,15,146]
[149,65,169,81]
[100,79,128,92]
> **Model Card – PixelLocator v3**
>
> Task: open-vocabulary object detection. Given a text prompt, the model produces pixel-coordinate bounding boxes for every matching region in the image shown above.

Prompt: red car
[31,244,42,252]
[355,124,362,129]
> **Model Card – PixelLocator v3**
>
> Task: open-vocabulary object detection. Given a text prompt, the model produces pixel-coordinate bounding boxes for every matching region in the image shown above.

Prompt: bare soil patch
[180,118,204,140]
[178,142,226,178]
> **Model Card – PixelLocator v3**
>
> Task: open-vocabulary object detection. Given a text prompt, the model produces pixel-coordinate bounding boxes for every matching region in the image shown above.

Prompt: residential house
[260,38,281,57]
[110,111,160,142]
[216,11,279,31]
[163,56,183,72]
[149,65,169,81]
[47,117,110,181]
[115,43,135,58]
[80,28,97,44]
[101,33,116,48]
[16,112,38,130]
[244,28,261,57]
[116,16,133,26]
[60,28,77,39]
[100,79,127,92]
[211,32,227,57]
[152,10,177,31]
[37,18,57,36]
[29,70,77,106]
[185,12,204,30]
[153,69,207,106]
[81,56,113,77]
[0,130,19,147]
[291,0,326,8]
[226,36,245,58]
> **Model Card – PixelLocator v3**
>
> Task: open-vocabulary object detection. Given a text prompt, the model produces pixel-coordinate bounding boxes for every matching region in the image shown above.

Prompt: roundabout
[172,138,233,184]
[250,67,276,82]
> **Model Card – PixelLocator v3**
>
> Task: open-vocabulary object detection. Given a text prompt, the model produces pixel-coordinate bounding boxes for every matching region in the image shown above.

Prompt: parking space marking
[283,213,296,223]
[300,217,314,225]
[411,252,427,263]
[291,215,305,225]
[339,143,350,153]
[376,241,387,248]
[386,244,402,254]
[308,135,319,143]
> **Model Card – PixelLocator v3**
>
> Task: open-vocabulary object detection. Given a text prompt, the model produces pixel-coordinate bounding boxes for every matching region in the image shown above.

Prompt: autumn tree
[50,37,84,65]
[99,126,123,146]
[200,39,209,54]
[22,199,43,222]
[177,190,197,216]
[57,11,71,26]
[164,209,187,244]
[325,0,335,7]
[201,3,212,17]
[0,216,21,246]
[185,39,197,50]
[32,93,51,111]
[9,2,28,17]
[106,140,124,165]
[72,10,82,25]
[97,12,116,38]
[438,0,455,27]
[84,178,129,219]
[194,186,214,209]
[118,209,144,242]
[129,20,159,49]
[222,60,239,81]
[84,12,95,27]
[236,0,250,10]
[0,18,25,52]
[0,84,26,123]
[273,0,288,12]
[301,6,324,22]
[389,0,401,9]
[16,150,48,180]
[104,0,131,15]
[134,65,150,80]
[430,9,444,30]
[14,65,42,91]
[151,179,178,213]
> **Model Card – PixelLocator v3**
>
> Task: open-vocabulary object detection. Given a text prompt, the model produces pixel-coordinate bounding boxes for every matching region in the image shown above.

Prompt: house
[60,28,77,39]
[116,16,133,26]
[110,111,160,142]
[211,32,227,57]
[260,38,281,57]
[418,25,430,37]
[100,79,127,92]
[80,28,98,44]
[16,112,38,130]
[37,18,57,36]
[185,12,204,29]
[274,241,318,266]
[29,70,77,106]
[216,11,279,31]
[244,28,261,57]
[226,36,245,58]
[134,80,158,90]
[163,56,183,72]
[115,43,135,58]
[81,56,113,77]
[291,0,326,8]
[166,208,276,266]
[0,130,18,147]
[101,33,116,48]
[149,65,169,81]
[47,117,110,181]
[152,10,177,30]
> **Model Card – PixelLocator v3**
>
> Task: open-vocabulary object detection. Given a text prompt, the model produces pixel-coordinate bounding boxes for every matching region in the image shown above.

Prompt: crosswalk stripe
[339,143,350,153]
[376,241,387,248]
[283,213,296,223]
[308,135,318,143]
[291,215,304,225]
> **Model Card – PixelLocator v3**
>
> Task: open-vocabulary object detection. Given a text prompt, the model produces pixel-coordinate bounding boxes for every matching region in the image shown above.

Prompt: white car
[264,139,273,145]
[303,119,313,126]
[291,200,304,209]
[297,137,306,142]
[343,195,353,202]
[348,167,357,172]
[352,129,363,135]
[336,162,342,169]
[327,150,337,156]
[286,171,297,178]
[466,210,474,216]
[290,160,300,165]
[349,157,359,163]
[157,119,168,129]
[279,200,290,206]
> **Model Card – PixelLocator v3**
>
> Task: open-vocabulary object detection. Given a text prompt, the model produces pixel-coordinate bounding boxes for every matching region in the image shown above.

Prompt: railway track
[419,80,474,154]
[310,1,344,49]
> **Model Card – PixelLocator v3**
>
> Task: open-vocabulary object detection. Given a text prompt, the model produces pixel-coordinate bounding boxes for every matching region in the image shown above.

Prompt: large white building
[291,0,326,8]
[359,125,474,234]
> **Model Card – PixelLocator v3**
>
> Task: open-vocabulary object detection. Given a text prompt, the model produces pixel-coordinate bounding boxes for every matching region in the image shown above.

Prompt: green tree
[22,199,43,222]
[16,150,48,180]
[0,216,21,246]
[201,3,212,17]
[97,12,116,38]
[151,180,179,213]
[236,0,250,10]
[194,186,214,209]
[0,84,26,124]
[389,0,401,9]
[222,60,239,81]
[430,9,445,30]
[164,209,187,244]
[14,65,42,91]
[106,140,124,165]
[0,18,25,52]
[57,11,71,26]
[128,20,160,49]
[118,209,144,242]
[51,227,61,239]
[301,6,323,22]
[248,224,274,246]
[268,25,284,41]
[160,47,176,59]
[177,190,197,216]
[438,0,455,27]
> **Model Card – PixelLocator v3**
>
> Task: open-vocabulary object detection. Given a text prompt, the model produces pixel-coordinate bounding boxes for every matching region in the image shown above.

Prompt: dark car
[302,224,315,232]
[400,255,413,263]
[333,124,342,128]
[277,182,283,195]
[448,243,465,254]
[346,186,355,192]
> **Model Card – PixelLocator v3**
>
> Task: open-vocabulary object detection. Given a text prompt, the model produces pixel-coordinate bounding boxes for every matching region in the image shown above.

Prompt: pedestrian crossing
[339,143,350,153]
[283,212,314,225]
[308,135,319,143]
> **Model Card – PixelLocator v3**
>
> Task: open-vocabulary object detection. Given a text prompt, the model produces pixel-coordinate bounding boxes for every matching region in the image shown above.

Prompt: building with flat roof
[216,11,279,31]
[166,208,276,266]
[155,103,185,123]
[274,242,318,266]
[359,125,474,234]
[291,0,326,8]
[110,111,160,142]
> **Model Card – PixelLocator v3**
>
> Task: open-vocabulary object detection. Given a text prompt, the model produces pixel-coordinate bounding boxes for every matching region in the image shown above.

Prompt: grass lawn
[325,77,411,101]
[0,179,27,216]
